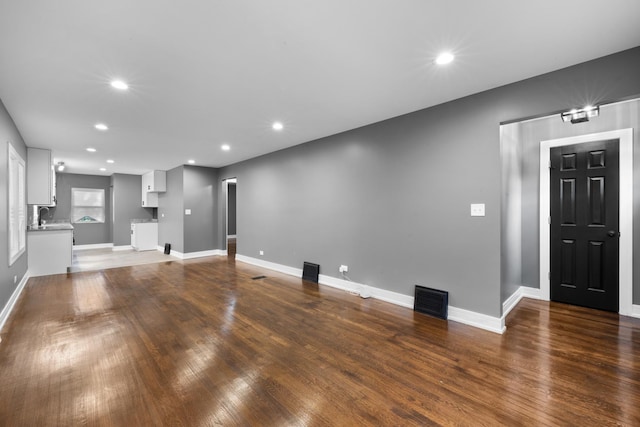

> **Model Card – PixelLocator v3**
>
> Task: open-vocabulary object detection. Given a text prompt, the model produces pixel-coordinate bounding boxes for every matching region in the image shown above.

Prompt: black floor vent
[252,275,267,280]
[302,262,320,283]
[414,285,448,320]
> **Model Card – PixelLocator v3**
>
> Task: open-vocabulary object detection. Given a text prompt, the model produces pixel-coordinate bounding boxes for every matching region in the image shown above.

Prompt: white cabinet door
[27,230,73,276]
[27,148,55,206]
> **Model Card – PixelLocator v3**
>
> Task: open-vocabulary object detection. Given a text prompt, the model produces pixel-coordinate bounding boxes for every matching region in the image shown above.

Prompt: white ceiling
[1,1,639,176]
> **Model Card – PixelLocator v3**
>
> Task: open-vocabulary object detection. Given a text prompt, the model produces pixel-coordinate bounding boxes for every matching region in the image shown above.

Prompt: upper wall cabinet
[141,170,166,207]
[27,148,56,206]
[143,170,166,192]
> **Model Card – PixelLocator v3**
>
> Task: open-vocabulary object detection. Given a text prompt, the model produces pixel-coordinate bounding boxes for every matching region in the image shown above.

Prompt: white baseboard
[236,255,303,277]
[448,306,506,334]
[112,245,133,251]
[504,286,640,322]
[236,254,505,334]
[73,243,114,251]
[502,286,541,319]
[170,249,226,260]
[0,272,30,334]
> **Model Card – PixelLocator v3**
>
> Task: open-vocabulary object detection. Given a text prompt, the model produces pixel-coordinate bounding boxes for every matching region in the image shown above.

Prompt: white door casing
[539,129,633,315]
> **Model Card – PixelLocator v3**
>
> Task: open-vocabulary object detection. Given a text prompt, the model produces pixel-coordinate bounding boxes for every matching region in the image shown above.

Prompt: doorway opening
[224,178,237,258]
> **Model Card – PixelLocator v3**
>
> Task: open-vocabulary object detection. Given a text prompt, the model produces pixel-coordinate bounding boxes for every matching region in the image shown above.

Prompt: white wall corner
[502,286,541,319]
[0,272,30,334]
[630,305,640,319]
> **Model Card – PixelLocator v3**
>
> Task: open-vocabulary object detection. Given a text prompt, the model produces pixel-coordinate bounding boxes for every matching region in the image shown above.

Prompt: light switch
[470,203,485,217]
[185,209,191,215]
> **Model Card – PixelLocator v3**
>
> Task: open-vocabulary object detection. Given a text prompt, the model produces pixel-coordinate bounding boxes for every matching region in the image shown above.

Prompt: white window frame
[8,142,26,265]
[71,187,105,224]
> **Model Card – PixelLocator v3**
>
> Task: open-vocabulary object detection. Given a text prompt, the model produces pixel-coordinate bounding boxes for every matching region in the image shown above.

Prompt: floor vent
[302,262,320,283]
[414,285,448,320]
[251,275,267,280]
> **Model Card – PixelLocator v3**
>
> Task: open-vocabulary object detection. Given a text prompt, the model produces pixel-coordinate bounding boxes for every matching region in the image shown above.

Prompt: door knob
[607,230,618,237]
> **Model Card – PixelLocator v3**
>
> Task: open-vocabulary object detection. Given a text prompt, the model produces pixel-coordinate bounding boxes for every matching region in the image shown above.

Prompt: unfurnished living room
[1,1,640,425]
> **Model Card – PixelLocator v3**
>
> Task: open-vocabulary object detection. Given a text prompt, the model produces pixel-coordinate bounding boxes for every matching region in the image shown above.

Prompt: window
[72,188,105,223]
[8,142,26,265]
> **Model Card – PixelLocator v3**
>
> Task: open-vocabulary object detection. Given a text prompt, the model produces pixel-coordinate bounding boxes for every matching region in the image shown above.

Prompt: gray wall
[511,99,640,303]
[500,124,523,302]
[183,166,219,253]
[159,166,185,253]
[158,165,219,254]
[218,47,640,318]
[111,173,154,246]
[52,173,112,245]
[0,98,28,315]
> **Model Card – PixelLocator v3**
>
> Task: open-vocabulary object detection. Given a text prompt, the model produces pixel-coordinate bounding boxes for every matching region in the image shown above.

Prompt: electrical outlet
[470,203,485,217]
[185,209,192,215]
[339,265,348,273]
[259,250,264,256]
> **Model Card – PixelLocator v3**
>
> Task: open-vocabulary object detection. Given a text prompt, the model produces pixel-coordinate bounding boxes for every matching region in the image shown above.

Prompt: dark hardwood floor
[1,257,639,426]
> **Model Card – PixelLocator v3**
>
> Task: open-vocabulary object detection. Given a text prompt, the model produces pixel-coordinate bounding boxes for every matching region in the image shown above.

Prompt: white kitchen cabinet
[27,227,73,276]
[142,190,158,207]
[131,222,158,251]
[143,170,166,192]
[27,148,56,206]
[141,170,166,207]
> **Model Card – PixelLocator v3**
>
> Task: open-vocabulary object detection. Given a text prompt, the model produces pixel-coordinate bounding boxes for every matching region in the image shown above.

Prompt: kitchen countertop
[28,223,74,231]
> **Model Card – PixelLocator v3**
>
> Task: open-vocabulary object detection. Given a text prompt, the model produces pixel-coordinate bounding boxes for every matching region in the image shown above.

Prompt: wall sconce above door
[561,105,599,124]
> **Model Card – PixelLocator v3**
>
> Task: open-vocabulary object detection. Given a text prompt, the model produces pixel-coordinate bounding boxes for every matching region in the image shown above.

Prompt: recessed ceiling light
[106,159,114,164]
[272,121,284,131]
[95,123,108,131]
[221,144,230,151]
[87,147,97,152]
[99,167,107,172]
[188,159,195,164]
[435,52,455,65]
[110,80,129,90]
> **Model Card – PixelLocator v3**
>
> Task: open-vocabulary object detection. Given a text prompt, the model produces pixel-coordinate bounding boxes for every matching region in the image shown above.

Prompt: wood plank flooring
[1,257,639,426]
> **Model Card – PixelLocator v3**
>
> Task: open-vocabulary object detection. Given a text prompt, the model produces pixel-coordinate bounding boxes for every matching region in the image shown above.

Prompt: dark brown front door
[550,139,619,312]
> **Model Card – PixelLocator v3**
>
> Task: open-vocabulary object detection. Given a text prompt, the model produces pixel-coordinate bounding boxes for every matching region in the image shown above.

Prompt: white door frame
[539,128,633,315]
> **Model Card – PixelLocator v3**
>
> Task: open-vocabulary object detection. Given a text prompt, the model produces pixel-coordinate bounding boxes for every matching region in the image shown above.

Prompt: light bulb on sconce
[57,162,65,172]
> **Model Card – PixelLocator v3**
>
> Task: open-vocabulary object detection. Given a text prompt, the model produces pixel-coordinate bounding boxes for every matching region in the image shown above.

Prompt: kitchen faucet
[38,206,50,226]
